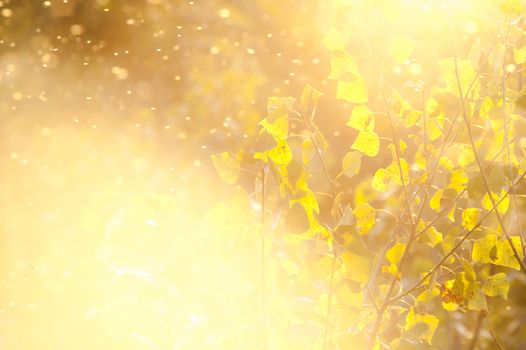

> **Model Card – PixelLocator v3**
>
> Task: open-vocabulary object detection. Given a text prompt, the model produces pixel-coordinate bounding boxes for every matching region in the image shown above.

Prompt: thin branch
[469,312,484,350]
[387,170,526,304]
[454,56,526,273]
[259,166,267,350]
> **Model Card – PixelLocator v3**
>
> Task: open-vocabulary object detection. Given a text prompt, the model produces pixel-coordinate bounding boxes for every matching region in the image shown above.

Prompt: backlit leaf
[372,168,388,192]
[482,190,510,214]
[429,189,443,212]
[462,208,480,231]
[472,234,497,264]
[342,151,362,178]
[439,57,478,98]
[495,236,524,270]
[465,281,487,311]
[342,251,371,285]
[353,203,376,235]
[351,130,379,157]
[265,140,293,167]
[387,242,406,266]
[211,151,241,184]
[516,45,526,64]
[346,105,375,131]
[337,78,368,104]
[322,27,346,52]
[259,116,289,141]
[404,309,439,344]
[329,53,359,80]
[482,273,509,299]
[390,36,415,64]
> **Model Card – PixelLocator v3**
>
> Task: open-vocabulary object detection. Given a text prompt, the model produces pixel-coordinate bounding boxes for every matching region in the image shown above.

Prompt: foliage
[212,0,526,349]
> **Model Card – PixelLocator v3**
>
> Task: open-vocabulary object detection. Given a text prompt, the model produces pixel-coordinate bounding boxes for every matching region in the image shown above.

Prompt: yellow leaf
[500,0,524,13]
[329,53,358,80]
[300,84,324,110]
[415,287,440,308]
[337,78,368,104]
[429,189,443,212]
[482,190,510,214]
[479,96,493,119]
[347,105,375,131]
[334,278,363,307]
[420,224,442,248]
[322,27,346,52]
[390,36,415,64]
[342,151,362,178]
[372,168,388,191]
[387,242,406,266]
[342,251,371,285]
[353,203,376,235]
[462,208,480,231]
[439,57,478,98]
[465,281,487,311]
[404,309,439,344]
[457,143,475,167]
[386,158,410,186]
[267,140,293,166]
[495,236,524,270]
[482,273,509,299]
[259,116,289,141]
[427,112,444,141]
[303,254,340,280]
[472,234,497,264]
[449,169,468,193]
[211,151,241,184]
[351,130,379,157]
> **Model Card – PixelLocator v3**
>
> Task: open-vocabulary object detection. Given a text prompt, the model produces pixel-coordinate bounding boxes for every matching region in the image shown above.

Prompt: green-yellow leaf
[329,53,359,80]
[495,236,524,270]
[342,151,362,178]
[337,78,368,104]
[462,208,480,231]
[472,234,497,264]
[482,273,509,299]
[351,130,379,157]
[390,36,415,64]
[334,278,363,307]
[404,309,439,344]
[346,105,375,131]
[482,190,510,214]
[417,221,442,247]
[353,203,376,235]
[211,151,241,184]
[465,281,487,311]
[259,116,289,141]
[342,251,371,285]
[439,57,478,98]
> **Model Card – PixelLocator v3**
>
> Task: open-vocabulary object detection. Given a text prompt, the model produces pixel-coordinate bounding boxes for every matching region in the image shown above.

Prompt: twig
[469,312,484,350]
[260,166,267,350]
[454,56,526,273]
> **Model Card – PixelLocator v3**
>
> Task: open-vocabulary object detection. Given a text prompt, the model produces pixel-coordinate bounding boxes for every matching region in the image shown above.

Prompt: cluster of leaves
[212,0,526,349]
